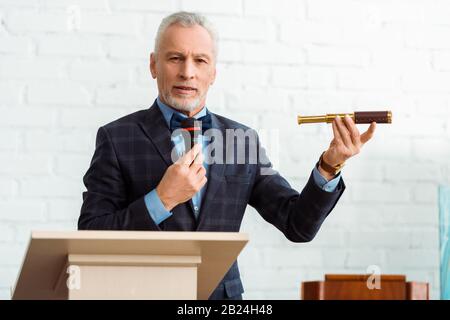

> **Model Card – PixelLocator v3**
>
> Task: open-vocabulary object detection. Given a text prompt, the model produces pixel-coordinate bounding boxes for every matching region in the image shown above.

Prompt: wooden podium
[11,231,248,300]
[302,274,429,300]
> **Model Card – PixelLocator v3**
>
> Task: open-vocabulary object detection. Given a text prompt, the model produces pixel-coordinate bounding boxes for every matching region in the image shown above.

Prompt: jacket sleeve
[78,126,161,231]
[248,132,345,243]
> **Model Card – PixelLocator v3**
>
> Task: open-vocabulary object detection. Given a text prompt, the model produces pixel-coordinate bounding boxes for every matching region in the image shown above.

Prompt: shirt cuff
[144,189,173,225]
[312,165,341,192]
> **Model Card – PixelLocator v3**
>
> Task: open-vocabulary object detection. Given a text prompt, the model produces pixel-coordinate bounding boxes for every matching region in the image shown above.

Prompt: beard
[162,90,206,113]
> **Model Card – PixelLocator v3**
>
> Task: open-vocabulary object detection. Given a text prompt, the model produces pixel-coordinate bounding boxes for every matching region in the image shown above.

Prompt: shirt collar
[156,96,208,128]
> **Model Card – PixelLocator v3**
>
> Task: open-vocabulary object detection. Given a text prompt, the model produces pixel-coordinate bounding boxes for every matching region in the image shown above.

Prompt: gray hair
[154,11,218,61]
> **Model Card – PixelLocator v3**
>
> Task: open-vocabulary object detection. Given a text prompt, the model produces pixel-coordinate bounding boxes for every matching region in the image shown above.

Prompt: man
[79,11,376,300]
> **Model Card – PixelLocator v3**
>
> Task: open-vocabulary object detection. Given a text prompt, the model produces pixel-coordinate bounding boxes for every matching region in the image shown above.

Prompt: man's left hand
[321,115,376,178]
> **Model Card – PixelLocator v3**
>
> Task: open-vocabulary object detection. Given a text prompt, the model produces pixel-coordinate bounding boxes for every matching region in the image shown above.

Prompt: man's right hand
[156,144,207,211]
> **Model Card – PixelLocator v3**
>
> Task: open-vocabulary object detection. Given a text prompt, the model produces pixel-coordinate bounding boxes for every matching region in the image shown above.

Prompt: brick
[371,49,432,72]
[0,107,56,127]
[412,184,438,204]
[415,95,449,116]
[346,249,385,268]
[263,247,323,268]
[27,82,91,105]
[292,91,354,114]
[54,154,91,178]
[60,107,131,128]
[0,129,20,151]
[213,17,270,41]
[412,138,450,162]
[109,0,177,12]
[0,200,46,222]
[307,228,346,248]
[0,35,32,55]
[377,204,439,227]
[337,69,398,90]
[401,71,450,93]
[271,66,307,89]
[0,179,17,197]
[181,0,242,15]
[0,0,38,7]
[216,41,242,63]
[47,199,83,221]
[409,229,439,249]
[96,86,156,106]
[348,231,411,249]
[0,57,65,80]
[37,0,111,10]
[37,34,105,57]
[375,0,426,23]
[351,182,411,203]
[271,66,335,89]
[106,37,151,60]
[0,154,52,175]
[243,42,305,65]
[77,13,141,36]
[385,249,439,269]
[307,0,369,22]
[0,83,24,105]
[404,25,450,49]
[226,87,289,113]
[338,23,404,48]
[280,21,341,45]
[0,267,19,289]
[384,163,441,182]
[421,1,450,25]
[0,224,15,242]
[341,161,383,182]
[24,129,94,153]
[215,64,268,89]
[67,61,132,84]
[244,0,306,18]
[19,177,82,197]
[5,11,66,33]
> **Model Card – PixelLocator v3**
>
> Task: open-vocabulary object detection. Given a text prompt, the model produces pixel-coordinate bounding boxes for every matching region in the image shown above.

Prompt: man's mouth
[173,86,197,93]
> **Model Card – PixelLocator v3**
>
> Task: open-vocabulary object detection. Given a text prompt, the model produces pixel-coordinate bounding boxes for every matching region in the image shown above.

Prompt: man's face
[150,23,216,114]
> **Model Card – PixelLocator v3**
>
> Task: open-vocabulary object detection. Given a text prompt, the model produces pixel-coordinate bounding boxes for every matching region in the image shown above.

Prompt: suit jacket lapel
[138,100,173,167]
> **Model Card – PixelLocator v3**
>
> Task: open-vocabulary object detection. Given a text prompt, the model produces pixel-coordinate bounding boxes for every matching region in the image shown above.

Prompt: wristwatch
[318,151,345,176]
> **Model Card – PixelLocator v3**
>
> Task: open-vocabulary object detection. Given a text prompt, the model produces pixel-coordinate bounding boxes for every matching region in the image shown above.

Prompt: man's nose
[179,59,195,80]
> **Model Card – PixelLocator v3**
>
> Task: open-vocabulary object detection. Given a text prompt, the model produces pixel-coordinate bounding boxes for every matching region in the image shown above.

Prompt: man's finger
[361,122,376,144]
[332,118,344,145]
[176,143,201,165]
[335,116,353,148]
[343,115,361,146]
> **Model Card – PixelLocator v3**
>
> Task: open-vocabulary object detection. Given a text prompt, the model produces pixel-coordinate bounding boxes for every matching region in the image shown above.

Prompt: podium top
[29,230,249,241]
[12,231,249,300]
[325,274,407,282]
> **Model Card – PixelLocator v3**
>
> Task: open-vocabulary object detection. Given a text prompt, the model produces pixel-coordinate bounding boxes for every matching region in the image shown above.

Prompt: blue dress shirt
[144,97,342,225]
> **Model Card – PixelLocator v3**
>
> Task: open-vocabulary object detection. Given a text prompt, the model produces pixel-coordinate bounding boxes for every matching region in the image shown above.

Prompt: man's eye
[197,59,207,63]
[170,57,180,61]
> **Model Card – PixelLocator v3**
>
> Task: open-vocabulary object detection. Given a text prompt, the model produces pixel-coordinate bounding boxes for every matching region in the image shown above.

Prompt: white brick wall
[1,0,449,300]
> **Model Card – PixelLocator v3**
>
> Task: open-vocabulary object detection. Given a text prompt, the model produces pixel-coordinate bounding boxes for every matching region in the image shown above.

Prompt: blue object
[439,186,450,300]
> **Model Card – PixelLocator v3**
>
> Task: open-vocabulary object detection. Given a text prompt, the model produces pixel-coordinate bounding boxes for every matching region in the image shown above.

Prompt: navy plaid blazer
[78,100,346,299]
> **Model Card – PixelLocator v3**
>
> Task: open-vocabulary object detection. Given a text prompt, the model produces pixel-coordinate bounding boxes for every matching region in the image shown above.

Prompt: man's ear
[150,52,157,79]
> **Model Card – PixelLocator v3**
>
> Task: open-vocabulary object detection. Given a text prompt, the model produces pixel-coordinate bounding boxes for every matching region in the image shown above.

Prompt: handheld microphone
[180,117,201,151]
